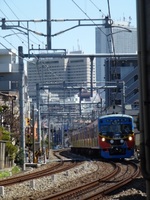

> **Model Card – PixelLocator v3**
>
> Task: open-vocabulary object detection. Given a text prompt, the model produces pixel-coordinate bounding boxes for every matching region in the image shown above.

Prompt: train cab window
[109,125,121,133]
[122,125,131,135]
[100,125,108,133]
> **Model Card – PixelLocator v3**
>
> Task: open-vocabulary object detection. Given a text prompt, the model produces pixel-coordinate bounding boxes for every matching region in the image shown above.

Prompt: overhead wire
[88,0,113,54]
[1,0,64,91]
[0,30,42,87]
[71,0,121,111]
[0,1,101,125]
[106,0,121,110]
[89,0,106,17]
[71,0,107,36]
[27,54,67,98]
[3,0,45,47]
[0,0,114,108]
[71,0,113,56]
[0,9,28,49]
[0,1,45,86]
[1,0,46,53]
[107,0,116,56]
[87,0,120,110]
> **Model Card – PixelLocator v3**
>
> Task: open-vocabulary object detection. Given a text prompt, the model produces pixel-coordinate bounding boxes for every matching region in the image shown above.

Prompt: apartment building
[0,49,18,91]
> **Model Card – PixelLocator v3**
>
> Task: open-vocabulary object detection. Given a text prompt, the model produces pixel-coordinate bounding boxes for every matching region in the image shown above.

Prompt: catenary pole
[90,56,94,97]
[47,0,51,50]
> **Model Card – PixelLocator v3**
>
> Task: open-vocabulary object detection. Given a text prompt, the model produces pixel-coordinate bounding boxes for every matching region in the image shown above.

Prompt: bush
[0,171,10,179]
[14,149,24,166]
[11,166,21,175]
[5,142,18,160]
[0,166,21,179]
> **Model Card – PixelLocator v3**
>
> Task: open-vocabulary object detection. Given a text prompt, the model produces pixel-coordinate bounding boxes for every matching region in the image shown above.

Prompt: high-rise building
[27,51,96,102]
[27,57,67,102]
[95,21,137,103]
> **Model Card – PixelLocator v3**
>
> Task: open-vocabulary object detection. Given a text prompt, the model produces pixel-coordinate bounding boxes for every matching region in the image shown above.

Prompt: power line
[89,0,106,17]
[71,0,107,36]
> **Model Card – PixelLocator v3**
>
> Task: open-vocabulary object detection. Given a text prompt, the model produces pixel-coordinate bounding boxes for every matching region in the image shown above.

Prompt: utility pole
[47,93,51,159]
[137,1,150,199]
[48,116,51,159]
[122,81,126,114]
[32,104,35,163]
[36,83,41,150]
[79,88,82,115]
[62,117,64,148]
[18,46,26,170]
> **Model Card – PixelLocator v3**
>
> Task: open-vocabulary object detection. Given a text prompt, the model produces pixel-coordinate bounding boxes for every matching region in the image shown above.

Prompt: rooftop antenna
[123,13,125,21]
[77,39,80,51]
[128,16,132,26]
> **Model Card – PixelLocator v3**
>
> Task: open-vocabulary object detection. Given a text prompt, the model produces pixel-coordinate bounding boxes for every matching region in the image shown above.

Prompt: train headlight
[110,140,114,144]
[101,137,105,142]
[120,139,124,143]
[128,136,133,141]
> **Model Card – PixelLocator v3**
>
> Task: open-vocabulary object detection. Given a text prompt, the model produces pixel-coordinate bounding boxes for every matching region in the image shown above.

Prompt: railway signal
[26,118,31,126]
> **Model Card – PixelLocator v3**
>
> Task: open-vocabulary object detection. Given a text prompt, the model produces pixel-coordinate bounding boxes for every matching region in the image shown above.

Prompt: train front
[98,115,135,159]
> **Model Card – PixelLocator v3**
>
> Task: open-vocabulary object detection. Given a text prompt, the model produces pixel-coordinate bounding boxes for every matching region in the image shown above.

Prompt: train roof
[99,114,133,119]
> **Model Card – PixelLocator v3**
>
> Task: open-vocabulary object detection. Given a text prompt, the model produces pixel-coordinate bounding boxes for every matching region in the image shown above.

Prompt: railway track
[0,150,141,200]
[84,161,140,200]
[36,160,140,200]
[0,151,79,187]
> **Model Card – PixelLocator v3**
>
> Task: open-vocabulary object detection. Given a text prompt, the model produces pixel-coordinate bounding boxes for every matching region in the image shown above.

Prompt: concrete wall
[0,142,5,169]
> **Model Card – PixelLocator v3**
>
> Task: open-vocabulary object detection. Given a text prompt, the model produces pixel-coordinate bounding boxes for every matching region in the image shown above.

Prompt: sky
[0,0,137,56]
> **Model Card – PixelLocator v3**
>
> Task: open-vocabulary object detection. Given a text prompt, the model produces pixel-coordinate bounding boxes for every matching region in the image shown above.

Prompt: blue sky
[0,0,136,54]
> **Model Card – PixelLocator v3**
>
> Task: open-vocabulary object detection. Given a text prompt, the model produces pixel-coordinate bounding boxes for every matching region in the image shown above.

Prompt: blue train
[71,114,135,159]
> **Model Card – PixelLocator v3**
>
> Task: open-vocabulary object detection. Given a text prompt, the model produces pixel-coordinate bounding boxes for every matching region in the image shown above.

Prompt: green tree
[5,142,18,160]
[14,149,24,166]
[0,127,10,140]
[0,126,18,163]
[0,99,21,166]
[0,102,20,145]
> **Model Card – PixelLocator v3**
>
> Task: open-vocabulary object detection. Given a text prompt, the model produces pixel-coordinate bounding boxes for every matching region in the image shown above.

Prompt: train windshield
[100,125,120,136]
[99,116,132,137]
[100,125,132,136]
